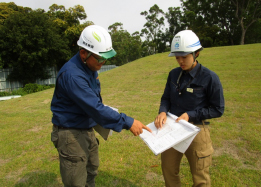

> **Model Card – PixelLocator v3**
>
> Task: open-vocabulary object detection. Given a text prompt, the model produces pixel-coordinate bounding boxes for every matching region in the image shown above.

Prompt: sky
[6,0,181,34]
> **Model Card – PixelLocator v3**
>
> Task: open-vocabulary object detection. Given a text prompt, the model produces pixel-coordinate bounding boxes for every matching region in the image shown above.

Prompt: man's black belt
[53,124,92,130]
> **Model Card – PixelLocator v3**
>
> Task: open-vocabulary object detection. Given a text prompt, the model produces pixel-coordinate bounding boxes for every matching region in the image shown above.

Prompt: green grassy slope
[0,43,260,186]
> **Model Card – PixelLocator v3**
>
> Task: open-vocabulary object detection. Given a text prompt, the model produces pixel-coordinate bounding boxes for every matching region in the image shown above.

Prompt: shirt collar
[189,62,200,78]
[76,52,97,78]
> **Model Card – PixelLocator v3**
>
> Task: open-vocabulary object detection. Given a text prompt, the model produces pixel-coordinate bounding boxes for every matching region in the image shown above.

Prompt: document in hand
[139,112,200,155]
[93,105,117,141]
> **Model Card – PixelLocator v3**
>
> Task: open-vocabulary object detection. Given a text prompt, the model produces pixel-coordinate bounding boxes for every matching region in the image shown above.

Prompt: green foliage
[245,18,261,44]
[231,0,261,44]
[0,1,260,79]
[23,83,39,93]
[47,4,90,67]
[0,9,71,85]
[140,4,165,55]
[165,7,186,44]
[180,0,261,45]
[108,23,143,65]
[0,2,31,25]
[0,83,54,96]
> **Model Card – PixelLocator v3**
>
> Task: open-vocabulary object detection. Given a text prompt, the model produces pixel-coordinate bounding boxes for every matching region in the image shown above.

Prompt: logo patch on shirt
[187,88,193,93]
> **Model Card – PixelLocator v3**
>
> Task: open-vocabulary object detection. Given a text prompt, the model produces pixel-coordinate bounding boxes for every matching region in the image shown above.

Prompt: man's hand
[154,112,167,129]
[130,119,152,136]
[176,112,189,122]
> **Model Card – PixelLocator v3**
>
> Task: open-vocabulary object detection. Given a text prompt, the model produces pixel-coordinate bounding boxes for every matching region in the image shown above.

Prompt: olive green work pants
[51,125,99,187]
[161,125,214,187]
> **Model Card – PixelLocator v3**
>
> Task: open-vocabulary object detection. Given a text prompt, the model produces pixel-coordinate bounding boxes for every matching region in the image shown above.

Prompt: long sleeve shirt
[51,52,133,132]
[159,62,224,122]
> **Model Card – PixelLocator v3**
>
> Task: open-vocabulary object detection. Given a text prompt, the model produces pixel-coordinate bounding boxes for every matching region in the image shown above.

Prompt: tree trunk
[240,18,245,45]
[240,29,246,45]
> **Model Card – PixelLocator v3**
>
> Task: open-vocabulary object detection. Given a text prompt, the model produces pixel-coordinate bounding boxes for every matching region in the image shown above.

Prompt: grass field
[0,43,261,186]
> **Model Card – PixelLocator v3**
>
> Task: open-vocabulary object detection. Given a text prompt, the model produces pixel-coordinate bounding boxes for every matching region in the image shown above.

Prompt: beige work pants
[161,125,214,187]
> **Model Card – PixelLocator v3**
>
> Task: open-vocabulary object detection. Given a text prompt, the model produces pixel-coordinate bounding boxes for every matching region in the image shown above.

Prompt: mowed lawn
[0,43,260,187]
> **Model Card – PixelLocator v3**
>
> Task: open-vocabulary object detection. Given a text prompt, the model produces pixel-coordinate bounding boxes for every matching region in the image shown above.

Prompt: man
[51,25,151,187]
[154,30,224,187]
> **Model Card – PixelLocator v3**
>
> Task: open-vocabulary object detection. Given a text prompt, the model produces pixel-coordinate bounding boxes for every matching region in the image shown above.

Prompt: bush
[0,91,11,97]
[0,83,54,97]
[23,83,39,94]
[11,88,27,96]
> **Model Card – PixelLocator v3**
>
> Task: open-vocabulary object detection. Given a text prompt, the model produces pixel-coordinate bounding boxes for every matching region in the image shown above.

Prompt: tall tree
[108,22,142,65]
[140,4,165,54]
[245,18,261,43]
[0,10,71,85]
[0,2,32,68]
[47,4,90,63]
[231,0,261,44]
[165,7,187,44]
[0,2,31,24]
[181,0,237,46]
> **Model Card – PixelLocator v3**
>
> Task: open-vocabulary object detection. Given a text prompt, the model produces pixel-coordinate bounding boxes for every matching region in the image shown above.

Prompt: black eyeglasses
[92,54,106,63]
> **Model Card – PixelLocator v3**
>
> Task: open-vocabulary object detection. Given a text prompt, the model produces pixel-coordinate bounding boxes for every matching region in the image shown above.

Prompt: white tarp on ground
[0,95,21,101]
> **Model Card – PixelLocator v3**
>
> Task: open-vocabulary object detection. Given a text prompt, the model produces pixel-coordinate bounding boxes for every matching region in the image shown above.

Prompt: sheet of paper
[93,124,113,141]
[93,105,117,141]
[172,133,197,153]
[139,113,200,155]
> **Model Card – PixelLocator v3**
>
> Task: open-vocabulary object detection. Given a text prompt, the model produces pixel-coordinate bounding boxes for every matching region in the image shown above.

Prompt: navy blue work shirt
[159,62,224,122]
[51,52,133,132]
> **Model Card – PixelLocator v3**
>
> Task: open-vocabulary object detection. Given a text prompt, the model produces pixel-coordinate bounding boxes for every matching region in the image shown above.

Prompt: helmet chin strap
[188,52,197,71]
[83,52,92,64]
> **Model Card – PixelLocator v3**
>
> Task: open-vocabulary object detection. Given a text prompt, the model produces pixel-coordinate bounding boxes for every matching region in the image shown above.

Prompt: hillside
[0,43,260,186]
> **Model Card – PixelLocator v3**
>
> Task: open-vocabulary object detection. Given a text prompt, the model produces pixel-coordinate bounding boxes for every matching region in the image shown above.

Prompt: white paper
[94,105,117,140]
[139,113,200,155]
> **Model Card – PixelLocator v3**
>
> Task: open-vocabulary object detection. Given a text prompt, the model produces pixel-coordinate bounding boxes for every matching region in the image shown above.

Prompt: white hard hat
[77,25,116,59]
[169,30,203,57]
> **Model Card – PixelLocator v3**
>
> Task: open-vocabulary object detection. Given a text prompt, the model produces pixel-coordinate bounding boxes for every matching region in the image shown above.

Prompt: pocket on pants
[196,146,214,170]
[51,126,59,148]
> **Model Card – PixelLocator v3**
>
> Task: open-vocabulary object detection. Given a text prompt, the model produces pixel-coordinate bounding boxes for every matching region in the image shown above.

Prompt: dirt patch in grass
[42,99,51,104]
[146,172,164,181]
[27,126,42,132]
[0,158,10,167]
[214,140,261,170]
[214,140,240,159]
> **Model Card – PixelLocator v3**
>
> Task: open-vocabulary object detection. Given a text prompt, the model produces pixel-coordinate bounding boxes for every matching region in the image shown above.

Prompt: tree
[140,4,165,54]
[47,4,90,64]
[0,2,33,68]
[108,22,142,66]
[0,2,32,24]
[181,0,239,46]
[0,10,71,85]
[245,18,261,44]
[165,7,187,45]
[231,0,261,44]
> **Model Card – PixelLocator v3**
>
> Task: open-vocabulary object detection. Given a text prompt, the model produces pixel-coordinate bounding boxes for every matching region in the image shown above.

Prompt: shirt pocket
[185,85,205,108]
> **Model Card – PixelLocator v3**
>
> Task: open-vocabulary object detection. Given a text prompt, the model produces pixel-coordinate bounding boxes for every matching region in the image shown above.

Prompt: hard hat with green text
[77,25,116,59]
[169,30,203,57]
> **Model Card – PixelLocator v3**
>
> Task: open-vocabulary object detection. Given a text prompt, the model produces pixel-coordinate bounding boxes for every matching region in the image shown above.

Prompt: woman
[154,30,224,187]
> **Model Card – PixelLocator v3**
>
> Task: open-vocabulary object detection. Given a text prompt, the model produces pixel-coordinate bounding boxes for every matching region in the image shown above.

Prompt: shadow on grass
[15,171,61,187]
[96,170,139,187]
[14,170,138,187]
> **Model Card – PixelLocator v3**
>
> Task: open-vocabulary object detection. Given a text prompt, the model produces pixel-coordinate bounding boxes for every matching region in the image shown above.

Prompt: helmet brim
[168,52,191,57]
[99,49,117,59]
[168,47,203,57]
